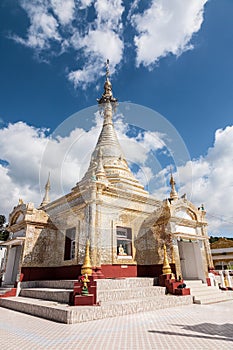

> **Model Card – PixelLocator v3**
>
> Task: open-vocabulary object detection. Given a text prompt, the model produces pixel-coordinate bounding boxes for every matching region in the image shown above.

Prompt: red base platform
[74,294,95,306]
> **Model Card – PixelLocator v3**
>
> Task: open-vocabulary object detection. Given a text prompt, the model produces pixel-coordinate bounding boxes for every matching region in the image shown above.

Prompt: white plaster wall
[176,225,196,235]
[212,248,233,254]
[0,246,6,271]
[175,209,192,220]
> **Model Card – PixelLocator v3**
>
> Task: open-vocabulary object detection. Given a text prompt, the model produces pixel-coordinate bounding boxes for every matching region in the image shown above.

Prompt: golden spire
[81,239,92,276]
[162,244,172,275]
[40,172,51,207]
[97,59,118,105]
[169,168,178,200]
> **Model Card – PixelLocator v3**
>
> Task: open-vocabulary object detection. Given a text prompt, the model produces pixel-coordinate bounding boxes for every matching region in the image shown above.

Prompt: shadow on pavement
[148,323,233,342]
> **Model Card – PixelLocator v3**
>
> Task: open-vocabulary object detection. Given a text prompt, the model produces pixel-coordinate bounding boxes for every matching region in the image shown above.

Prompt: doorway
[4,245,22,285]
[178,240,205,281]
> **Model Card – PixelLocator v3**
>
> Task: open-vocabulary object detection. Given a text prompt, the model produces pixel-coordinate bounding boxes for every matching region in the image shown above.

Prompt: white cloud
[94,0,124,30]
[14,0,124,88]
[51,0,75,26]
[14,0,61,50]
[142,123,233,237]
[177,126,233,235]
[68,0,124,88]
[79,0,93,10]
[114,118,166,164]
[150,167,169,199]
[137,130,165,151]
[0,122,48,216]
[134,166,154,187]
[13,0,208,88]
[0,122,48,186]
[0,120,102,216]
[68,29,123,88]
[131,0,208,67]
[68,62,100,89]
[76,29,123,66]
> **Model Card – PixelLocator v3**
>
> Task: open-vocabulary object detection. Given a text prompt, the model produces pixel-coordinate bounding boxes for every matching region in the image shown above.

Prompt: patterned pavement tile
[0,301,233,349]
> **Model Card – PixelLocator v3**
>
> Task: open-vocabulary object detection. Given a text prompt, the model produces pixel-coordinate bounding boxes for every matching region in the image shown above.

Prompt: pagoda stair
[184,280,233,304]
[0,278,192,324]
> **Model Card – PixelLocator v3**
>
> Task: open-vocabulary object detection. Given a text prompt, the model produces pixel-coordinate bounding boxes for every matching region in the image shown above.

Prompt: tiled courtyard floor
[1,301,233,349]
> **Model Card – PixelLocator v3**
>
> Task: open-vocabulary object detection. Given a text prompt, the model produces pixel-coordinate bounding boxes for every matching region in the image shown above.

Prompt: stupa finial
[40,172,51,207]
[169,167,178,200]
[97,59,118,105]
[106,59,110,80]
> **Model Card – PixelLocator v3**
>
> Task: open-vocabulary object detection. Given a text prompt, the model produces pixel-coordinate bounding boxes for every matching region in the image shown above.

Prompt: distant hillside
[209,236,233,244]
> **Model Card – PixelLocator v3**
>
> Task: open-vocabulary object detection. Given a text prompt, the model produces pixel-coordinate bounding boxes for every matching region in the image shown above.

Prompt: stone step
[184,280,206,287]
[185,284,223,293]
[186,286,210,293]
[184,280,233,304]
[20,288,73,304]
[96,277,156,291]
[0,293,193,324]
[20,280,76,290]
[189,289,224,297]
[184,282,212,294]
[20,281,163,303]
[0,297,70,323]
[97,286,165,303]
[185,283,208,289]
[2,284,15,288]
[20,278,156,291]
[187,285,218,292]
[194,292,233,305]
[96,295,193,319]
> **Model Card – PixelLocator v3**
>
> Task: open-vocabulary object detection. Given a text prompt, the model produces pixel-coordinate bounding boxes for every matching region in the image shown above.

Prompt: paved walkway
[1,301,233,349]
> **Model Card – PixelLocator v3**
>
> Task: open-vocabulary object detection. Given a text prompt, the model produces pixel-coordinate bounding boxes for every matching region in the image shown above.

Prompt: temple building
[211,238,233,270]
[2,63,214,285]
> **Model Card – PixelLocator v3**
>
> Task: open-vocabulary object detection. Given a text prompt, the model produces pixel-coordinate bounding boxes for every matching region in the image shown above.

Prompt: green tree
[209,236,219,244]
[0,215,9,241]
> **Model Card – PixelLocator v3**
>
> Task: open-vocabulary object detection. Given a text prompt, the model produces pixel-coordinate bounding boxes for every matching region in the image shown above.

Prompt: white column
[225,270,232,288]
[219,270,226,288]
[208,272,216,287]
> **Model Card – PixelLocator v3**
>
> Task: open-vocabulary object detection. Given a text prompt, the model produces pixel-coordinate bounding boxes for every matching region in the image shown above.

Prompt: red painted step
[0,288,17,298]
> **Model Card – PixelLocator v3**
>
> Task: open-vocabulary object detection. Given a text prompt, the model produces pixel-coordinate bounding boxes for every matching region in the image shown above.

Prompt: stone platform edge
[0,294,193,324]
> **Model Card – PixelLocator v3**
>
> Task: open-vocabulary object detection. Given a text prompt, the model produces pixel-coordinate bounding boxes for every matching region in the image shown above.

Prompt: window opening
[116,226,132,256]
[64,227,76,260]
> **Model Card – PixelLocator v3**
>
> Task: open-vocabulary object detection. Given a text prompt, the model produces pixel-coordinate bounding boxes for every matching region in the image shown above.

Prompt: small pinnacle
[97,59,118,105]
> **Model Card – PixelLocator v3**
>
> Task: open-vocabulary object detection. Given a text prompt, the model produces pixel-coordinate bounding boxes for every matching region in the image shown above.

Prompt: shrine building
[2,64,214,285]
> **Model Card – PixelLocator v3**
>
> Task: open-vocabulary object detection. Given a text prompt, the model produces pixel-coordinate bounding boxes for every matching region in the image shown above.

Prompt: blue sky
[0,0,233,236]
